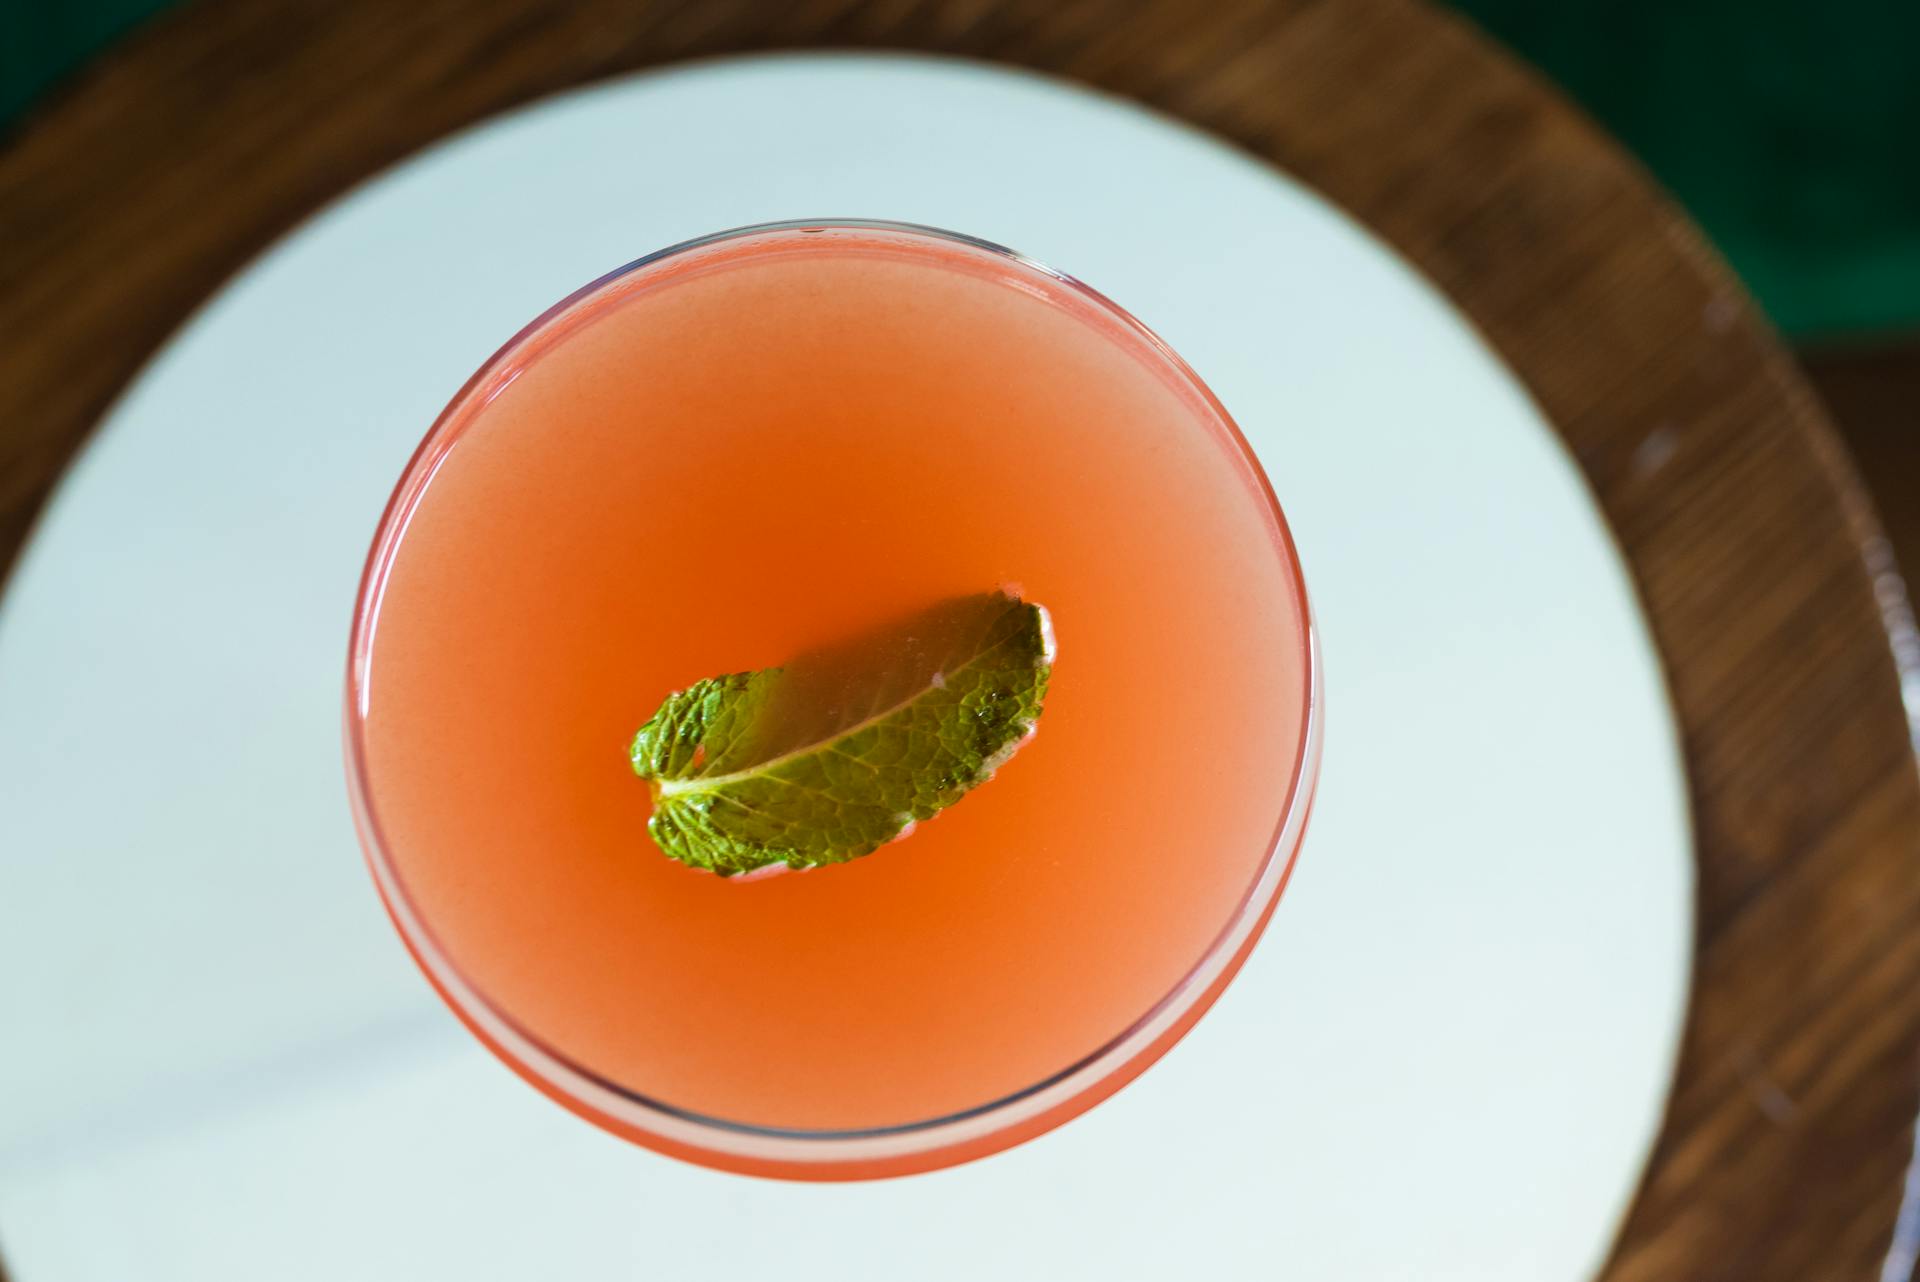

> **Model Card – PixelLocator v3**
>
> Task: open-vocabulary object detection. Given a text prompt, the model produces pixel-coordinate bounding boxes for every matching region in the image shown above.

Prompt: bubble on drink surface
[728,861,801,884]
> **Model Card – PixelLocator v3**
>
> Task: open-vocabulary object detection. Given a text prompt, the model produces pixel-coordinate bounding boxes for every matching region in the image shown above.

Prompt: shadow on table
[1803,339,1920,587]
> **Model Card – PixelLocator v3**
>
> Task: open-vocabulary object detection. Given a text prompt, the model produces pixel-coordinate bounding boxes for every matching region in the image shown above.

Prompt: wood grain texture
[2,0,1917,1277]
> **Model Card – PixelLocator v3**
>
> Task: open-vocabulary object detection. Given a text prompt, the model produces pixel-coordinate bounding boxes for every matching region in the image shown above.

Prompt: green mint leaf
[629,591,1053,877]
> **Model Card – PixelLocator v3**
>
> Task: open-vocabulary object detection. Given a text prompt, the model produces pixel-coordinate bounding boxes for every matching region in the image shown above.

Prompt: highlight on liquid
[347,221,1320,1179]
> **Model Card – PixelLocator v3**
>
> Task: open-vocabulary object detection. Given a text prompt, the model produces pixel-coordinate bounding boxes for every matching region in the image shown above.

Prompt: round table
[2,1,1916,1278]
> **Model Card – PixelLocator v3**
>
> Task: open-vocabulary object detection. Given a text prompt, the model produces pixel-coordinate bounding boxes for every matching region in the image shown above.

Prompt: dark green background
[4,0,1915,340]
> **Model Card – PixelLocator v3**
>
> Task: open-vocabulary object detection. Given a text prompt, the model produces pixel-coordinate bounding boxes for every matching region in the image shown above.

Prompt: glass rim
[343,218,1323,1178]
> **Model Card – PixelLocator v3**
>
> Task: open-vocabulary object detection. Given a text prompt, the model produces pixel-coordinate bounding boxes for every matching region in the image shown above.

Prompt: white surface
[0,54,1692,1282]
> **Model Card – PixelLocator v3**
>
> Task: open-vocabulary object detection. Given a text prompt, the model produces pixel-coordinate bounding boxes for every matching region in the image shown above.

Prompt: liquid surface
[359,230,1309,1131]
